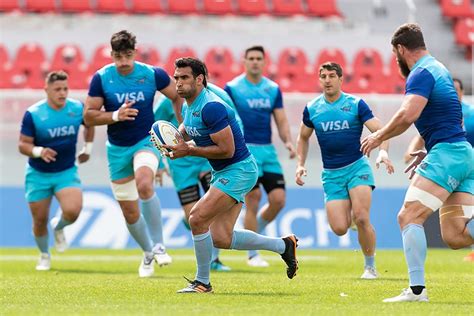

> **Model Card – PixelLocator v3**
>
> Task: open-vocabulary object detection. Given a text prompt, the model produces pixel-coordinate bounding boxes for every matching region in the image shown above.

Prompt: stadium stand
[90,44,113,73]
[307,0,342,17]
[136,44,161,66]
[10,43,48,88]
[203,0,234,15]
[271,0,304,16]
[61,0,93,13]
[167,0,199,15]
[25,0,56,12]
[96,0,128,13]
[236,0,269,15]
[440,0,473,19]
[130,0,162,14]
[164,46,198,74]
[0,0,19,11]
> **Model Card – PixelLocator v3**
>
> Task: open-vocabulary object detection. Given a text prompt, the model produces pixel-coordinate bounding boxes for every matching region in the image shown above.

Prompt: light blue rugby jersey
[182,88,250,171]
[462,101,474,147]
[302,92,374,169]
[405,55,466,151]
[20,98,84,173]
[224,74,283,144]
[88,61,170,146]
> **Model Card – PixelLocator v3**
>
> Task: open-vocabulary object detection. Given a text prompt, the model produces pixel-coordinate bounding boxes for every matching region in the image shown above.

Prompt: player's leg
[326,200,352,236]
[53,187,82,252]
[439,192,474,249]
[29,198,52,270]
[245,185,268,266]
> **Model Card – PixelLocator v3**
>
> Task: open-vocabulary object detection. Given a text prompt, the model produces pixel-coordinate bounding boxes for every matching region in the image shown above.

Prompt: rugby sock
[211,246,219,262]
[193,231,213,285]
[402,223,427,287]
[248,216,270,258]
[126,215,153,252]
[34,234,49,254]
[231,229,285,254]
[141,193,164,245]
[364,255,375,268]
[54,217,73,231]
[466,218,474,239]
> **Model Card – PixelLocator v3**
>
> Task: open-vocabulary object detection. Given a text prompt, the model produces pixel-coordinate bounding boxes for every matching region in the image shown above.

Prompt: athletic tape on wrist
[32,146,44,158]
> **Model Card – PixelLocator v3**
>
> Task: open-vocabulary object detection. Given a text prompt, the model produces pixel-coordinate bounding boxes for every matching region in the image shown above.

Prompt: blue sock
[402,223,427,286]
[364,255,375,268]
[54,217,73,231]
[248,216,270,258]
[141,193,164,245]
[193,231,213,285]
[34,234,49,254]
[231,229,285,254]
[211,246,219,262]
[466,218,474,239]
[126,215,153,252]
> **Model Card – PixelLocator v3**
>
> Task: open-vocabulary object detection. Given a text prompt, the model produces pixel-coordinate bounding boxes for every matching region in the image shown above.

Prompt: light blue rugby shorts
[168,156,211,191]
[247,144,283,177]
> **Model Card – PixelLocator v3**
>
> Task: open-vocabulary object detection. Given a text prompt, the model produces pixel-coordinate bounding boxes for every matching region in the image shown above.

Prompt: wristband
[112,110,120,122]
[83,142,93,155]
[32,146,44,158]
[378,149,389,159]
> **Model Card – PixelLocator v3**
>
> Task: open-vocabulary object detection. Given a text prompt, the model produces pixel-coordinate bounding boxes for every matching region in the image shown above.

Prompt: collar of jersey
[323,92,345,106]
[114,62,137,77]
[188,88,207,108]
[412,54,432,71]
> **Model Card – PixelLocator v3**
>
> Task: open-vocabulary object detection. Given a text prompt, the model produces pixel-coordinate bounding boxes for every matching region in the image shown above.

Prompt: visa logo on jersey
[185,126,202,137]
[321,120,350,132]
[47,125,76,138]
[115,92,145,103]
[247,98,271,109]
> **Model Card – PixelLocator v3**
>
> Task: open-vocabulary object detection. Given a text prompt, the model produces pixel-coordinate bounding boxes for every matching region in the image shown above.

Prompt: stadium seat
[0,44,13,88]
[60,0,93,13]
[454,18,474,46]
[307,0,342,17]
[136,45,160,66]
[203,0,233,15]
[204,46,239,87]
[167,0,198,15]
[271,0,304,16]
[25,0,56,12]
[440,0,473,19]
[50,44,89,89]
[315,48,347,71]
[164,46,197,74]
[96,0,127,13]
[276,47,314,92]
[90,44,113,73]
[11,43,48,88]
[131,0,162,14]
[352,48,384,78]
[236,0,269,15]
[0,0,19,11]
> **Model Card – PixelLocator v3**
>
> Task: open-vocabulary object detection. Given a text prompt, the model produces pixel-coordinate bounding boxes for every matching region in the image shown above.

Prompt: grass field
[1,248,472,315]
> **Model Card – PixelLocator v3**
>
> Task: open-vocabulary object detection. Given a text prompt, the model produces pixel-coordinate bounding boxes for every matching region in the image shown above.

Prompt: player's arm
[404,135,425,163]
[364,117,395,174]
[18,111,57,162]
[189,126,235,159]
[273,108,296,158]
[295,122,313,186]
[77,123,95,164]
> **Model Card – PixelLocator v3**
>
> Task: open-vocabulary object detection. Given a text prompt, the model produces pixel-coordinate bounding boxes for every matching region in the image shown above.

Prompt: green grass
[1,248,473,315]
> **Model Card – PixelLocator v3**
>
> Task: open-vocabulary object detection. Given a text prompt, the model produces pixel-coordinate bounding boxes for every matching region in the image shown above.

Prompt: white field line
[0,254,328,262]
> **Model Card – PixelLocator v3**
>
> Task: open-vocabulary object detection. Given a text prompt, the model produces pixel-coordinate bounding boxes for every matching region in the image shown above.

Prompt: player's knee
[269,194,285,211]
[33,217,48,229]
[210,229,232,249]
[332,224,348,236]
[247,188,262,202]
[442,232,466,250]
[136,181,154,200]
[121,207,140,224]
[354,213,370,228]
[188,212,205,232]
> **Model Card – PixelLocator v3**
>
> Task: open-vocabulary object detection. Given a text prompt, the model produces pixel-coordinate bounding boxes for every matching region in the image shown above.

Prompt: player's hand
[404,150,427,180]
[375,150,395,174]
[40,147,57,163]
[162,133,190,159]
[155,168,169,186]
[77,152,90,164]
[118,100,138,121]
[286,142,296,159]
[361,132,382,157]
[295,165,307,186]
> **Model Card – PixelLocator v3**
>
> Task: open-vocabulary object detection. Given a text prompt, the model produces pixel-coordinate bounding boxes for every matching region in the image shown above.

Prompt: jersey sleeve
[273,88,283,109]
[154,67,171,91]
[357,99,375,124]
[302,106,314,128]
[20,111,35,137]
[223,85,235,102]
[405,68,435,99]
[202,102,229,134]
[88,73,104,97]
[154,97,173,121]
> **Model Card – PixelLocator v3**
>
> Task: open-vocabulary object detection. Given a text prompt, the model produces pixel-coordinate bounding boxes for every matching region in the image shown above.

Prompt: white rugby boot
[50,217,68,253]
[153,243,172,267]
[138,253,155,278]
[247,254,270,267]
[383,288,429,303]
[35,253,51,271]
[360,266,378,279]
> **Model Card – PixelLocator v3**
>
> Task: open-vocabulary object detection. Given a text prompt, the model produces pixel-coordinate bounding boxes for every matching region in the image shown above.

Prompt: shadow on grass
[214,292,297,297]
[50,268,176,279]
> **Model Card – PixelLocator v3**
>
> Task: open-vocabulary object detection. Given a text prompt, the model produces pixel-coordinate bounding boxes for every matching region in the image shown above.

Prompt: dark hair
[453,78,463,91]
[391,23,426,50]
[45,70,68,84]
[110,30,136,53]
[244,45,265,58]
[319,62,343,77]
[175,57,208,87]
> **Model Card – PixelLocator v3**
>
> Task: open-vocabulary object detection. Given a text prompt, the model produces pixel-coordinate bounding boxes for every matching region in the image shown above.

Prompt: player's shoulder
[226,74,245,88]
[95,63,116,76]
[341,92,362,105]
[261,76,280,90]
[307,94,325,109]
[27,99,48,114]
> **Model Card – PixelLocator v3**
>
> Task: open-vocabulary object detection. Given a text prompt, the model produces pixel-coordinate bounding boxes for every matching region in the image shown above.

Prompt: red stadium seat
[237,0,269,15]
[454,18,474,46]
[271,0,304,16]
[440,0,473,19]
[0,0,19,11]
[203,0,233,15]
[90,44,113,73]
[307,0,342,17]
[96,0,127,13]
[11,43,48,88]
[131,0,162,14]
[315,48,347,71]
[50,44,89,89]
[25,0,56,12]
[0,44,13,88]
[352,48,384,77]
[164,46,197,74]
[204,47,239,87]
[60,0,93,12]
[167,0,198,14]
[276,47,314,92]
[136,45,161,66]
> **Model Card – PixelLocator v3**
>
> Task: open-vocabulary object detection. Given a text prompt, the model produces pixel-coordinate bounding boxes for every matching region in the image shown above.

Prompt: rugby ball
[149,120,182,153]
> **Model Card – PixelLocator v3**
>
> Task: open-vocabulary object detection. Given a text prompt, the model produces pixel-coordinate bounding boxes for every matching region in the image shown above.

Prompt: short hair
[391,23,426,50]
[45,70,68,84]
[175,57,208,87]
[244,45,265,58]
[453,78,463,91]
[319,62,343,77]
[110,30,136,53]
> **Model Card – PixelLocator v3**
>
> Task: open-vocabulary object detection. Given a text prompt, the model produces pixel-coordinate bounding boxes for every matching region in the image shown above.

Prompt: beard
[396,52,411,78]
